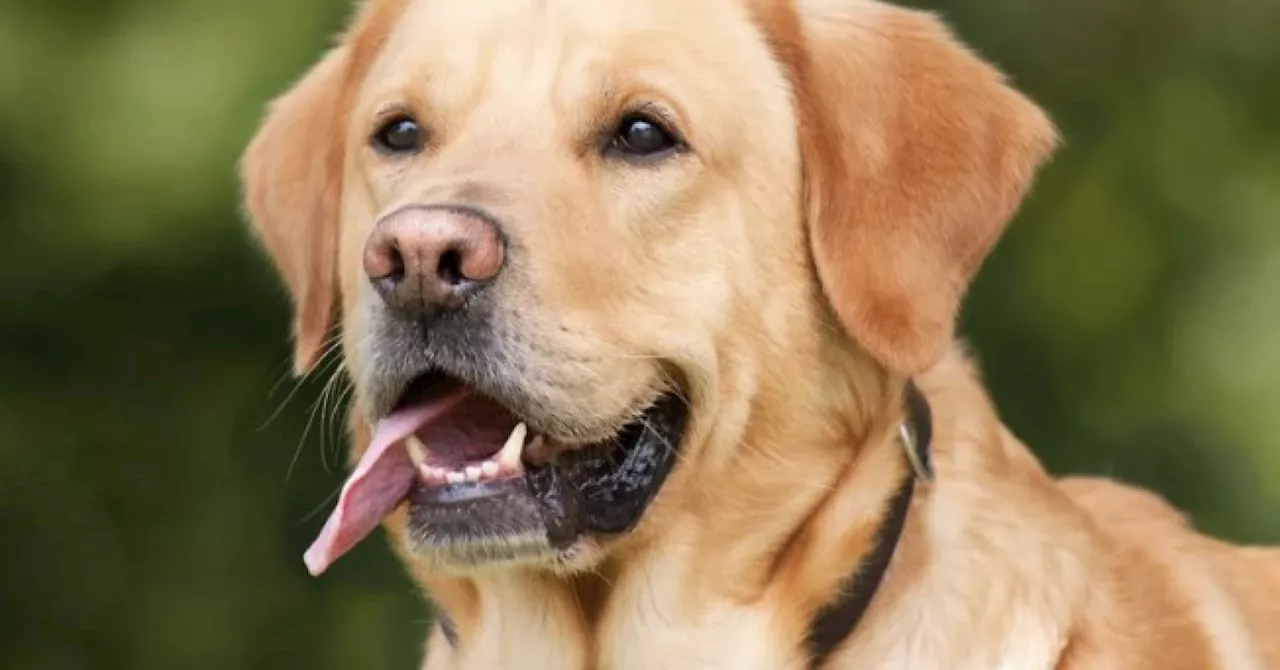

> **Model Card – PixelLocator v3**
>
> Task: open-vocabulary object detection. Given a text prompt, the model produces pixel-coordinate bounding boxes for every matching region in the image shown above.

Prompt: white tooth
[406,437,428,466]
[418,464,433,480]
[446,471,466,485]
[497,422,528,471]
[481,461,499,477]
[465,466,482,482]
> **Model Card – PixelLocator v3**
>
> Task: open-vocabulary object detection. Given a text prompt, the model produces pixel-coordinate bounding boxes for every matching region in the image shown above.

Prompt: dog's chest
[599,599,799,670]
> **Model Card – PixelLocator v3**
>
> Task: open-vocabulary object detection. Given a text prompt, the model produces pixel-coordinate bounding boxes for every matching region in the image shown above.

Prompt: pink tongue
[303,391,467,576]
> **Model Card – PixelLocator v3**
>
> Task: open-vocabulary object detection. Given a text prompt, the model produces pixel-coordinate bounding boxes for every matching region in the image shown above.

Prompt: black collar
[432,383,933,665]
[803,381,933,668]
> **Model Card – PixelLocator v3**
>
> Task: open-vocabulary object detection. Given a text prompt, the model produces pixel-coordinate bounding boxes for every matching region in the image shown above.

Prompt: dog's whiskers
[285,333,348,484]
[639,416,681,463]
[325,377,357,471]
[259,328,345,432]
[295,482,343,527]
[317,359,353,474]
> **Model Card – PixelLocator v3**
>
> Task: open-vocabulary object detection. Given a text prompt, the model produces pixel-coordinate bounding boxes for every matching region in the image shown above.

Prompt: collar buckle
[899,422,933,484]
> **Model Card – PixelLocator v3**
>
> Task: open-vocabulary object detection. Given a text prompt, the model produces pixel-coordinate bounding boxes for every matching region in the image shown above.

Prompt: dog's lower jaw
[407,531,562,572]
[402,529,608,577]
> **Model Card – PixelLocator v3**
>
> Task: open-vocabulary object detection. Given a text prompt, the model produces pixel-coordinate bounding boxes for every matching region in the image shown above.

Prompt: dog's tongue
[303,391,467,576]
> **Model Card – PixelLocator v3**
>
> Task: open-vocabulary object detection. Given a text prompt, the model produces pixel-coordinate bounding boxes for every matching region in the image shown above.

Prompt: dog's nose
[363,206,505,314]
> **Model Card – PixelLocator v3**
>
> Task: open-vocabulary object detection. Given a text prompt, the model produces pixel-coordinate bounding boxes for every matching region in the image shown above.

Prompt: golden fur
[240,0,1280,667]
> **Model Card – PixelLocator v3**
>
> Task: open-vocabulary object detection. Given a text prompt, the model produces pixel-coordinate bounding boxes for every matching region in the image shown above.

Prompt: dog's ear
[762,1,1057,373]
[240,45,350,375]
[239,1,404,374]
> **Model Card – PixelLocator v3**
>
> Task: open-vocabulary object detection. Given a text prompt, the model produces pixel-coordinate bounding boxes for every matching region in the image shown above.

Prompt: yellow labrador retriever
[240,0,1280,667]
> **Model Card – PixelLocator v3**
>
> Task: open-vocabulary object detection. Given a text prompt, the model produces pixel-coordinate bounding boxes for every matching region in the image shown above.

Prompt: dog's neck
[804,380,931,666]
[630,335,911,601]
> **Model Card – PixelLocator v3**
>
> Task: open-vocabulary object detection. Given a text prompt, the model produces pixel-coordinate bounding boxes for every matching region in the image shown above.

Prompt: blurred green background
[1,0,1277,668]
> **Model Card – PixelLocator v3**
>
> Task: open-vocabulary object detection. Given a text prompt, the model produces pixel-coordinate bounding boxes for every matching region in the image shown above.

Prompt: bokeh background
[2,0,1278,668]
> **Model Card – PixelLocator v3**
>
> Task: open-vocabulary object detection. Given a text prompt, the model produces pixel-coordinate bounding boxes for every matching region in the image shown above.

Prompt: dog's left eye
[608,115,678,159]
[372,116,424,155]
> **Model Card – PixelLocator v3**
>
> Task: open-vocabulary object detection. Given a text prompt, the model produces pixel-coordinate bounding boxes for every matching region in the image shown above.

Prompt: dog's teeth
[497,422,528,471]
[481,461,499,477]
[405,437,428,466]
[464,466,482,482]
[446,471,465,485]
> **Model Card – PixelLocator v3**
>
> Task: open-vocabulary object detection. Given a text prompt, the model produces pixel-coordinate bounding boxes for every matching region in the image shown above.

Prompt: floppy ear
[766,1,1058,373]
[240,45,351,375]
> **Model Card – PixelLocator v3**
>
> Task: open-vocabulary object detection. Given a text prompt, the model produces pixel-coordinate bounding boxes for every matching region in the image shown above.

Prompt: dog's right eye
[372,116,424,155]
[606,112,682,162]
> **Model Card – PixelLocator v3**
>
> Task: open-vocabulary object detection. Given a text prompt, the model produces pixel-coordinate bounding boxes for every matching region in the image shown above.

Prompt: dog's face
[242,0,1055,575]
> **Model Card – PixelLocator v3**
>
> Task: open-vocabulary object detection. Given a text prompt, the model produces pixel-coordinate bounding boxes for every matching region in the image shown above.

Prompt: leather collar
[803,381,933,668]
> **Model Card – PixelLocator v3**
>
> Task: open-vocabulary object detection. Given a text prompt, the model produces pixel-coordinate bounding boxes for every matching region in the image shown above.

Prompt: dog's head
[241,0,1054,575]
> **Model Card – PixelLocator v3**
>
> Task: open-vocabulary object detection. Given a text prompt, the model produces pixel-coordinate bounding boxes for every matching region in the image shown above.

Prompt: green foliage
[1,0,1276,668]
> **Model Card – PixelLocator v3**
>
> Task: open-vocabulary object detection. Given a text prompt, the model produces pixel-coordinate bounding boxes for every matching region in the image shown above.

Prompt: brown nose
[363,205,505,314]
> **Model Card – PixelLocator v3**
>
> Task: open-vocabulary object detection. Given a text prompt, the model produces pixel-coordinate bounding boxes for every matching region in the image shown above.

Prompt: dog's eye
[608,115,678,159]
[372,116,424,155]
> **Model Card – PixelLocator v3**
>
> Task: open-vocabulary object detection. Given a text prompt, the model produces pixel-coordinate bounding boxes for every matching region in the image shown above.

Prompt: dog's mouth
[304,371,688,575]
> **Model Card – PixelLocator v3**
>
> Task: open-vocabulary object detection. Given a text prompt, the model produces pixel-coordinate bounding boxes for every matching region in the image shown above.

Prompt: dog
[239,0,1280,667]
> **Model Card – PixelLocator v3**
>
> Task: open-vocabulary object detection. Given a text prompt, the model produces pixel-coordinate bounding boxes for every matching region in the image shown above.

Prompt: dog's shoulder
[1058,476,1191,531]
